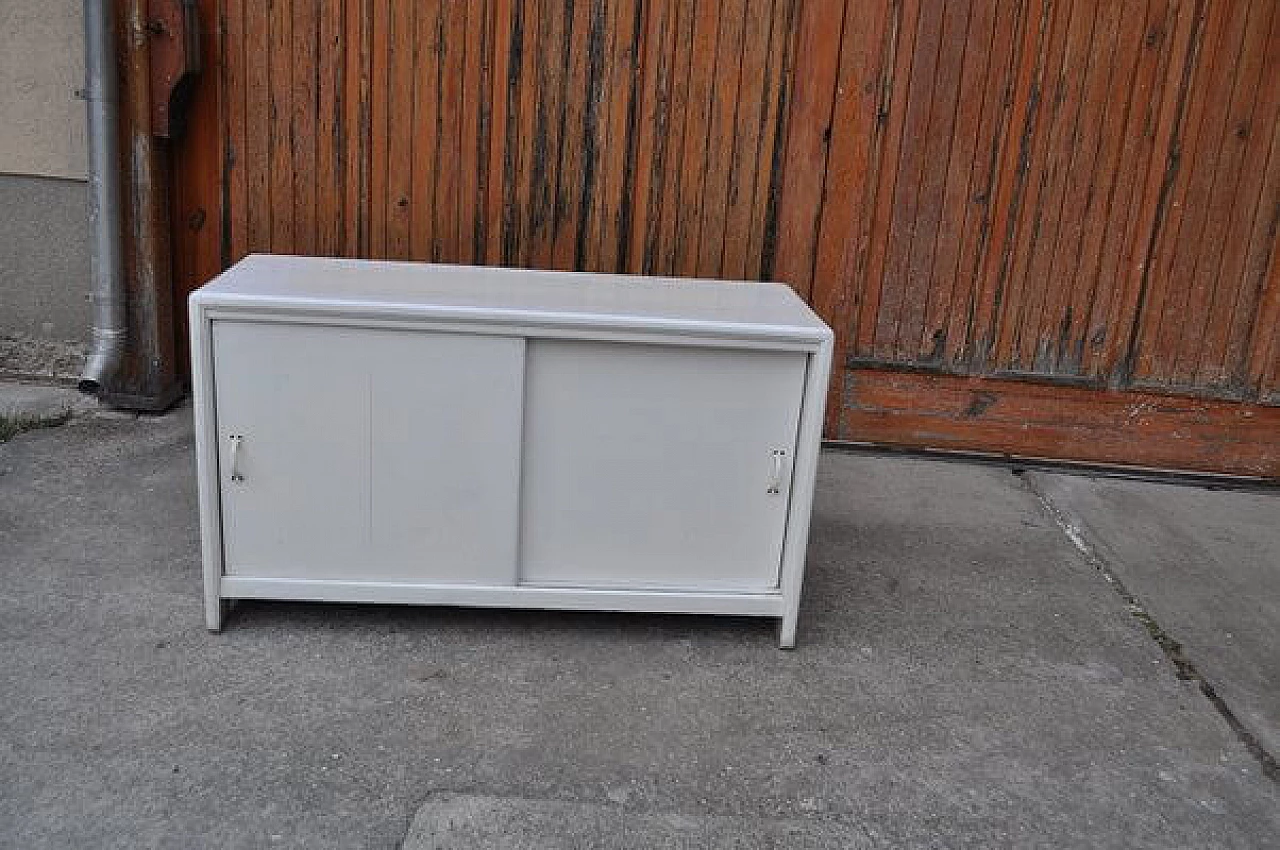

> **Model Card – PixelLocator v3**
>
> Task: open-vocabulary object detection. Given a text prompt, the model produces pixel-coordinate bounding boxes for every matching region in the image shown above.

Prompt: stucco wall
[0,2,88,353]
[0,2,87,179]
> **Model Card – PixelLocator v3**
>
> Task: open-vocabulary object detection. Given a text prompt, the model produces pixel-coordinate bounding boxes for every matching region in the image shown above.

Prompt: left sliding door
[212,321,524,585]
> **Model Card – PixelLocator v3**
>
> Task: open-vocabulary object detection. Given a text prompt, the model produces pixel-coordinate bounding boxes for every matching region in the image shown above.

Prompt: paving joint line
[1017,470,1279,783]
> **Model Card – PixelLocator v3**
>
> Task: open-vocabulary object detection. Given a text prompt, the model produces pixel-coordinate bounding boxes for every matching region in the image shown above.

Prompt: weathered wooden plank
[223,0,248,262]
[1145,1,1247,387]
[1133,0,1221,382]
[1180,0,1275,387]
[593,0,643,273]
[719,0,772,280]
[457,0,487,265]
[874,0,944,359]
[855,0,921,353]
[1087,0,1182,380]
[945,0,1019,365]
[966,0,1043,369]
[921,0,988,365]
[528,0,568,269]
[695,0,748,278]
[382,0,414,258]
[743,0,794,282]
[243,0,270,251]
[670,0,721,277]
[650,0,696,276]
[992,0,1075,370]
[437,0,467,261]
[366,0,389,256]
[548,0,594,270]
[838,368,1280,477]
[771,0,844,296]
[484,0,513,264]
[808,0,893,431]
[1059,0,1149,375]
[1019,0,1101,374]
[898,0,971,361]
[169,0,222,376]
[1206,10,1279,390]
[628,0,677,274]
[315,0,343,256]
[290,0,318,255]
[1243,110,1280,397]
[343,0,369,257]
[509,0,542,266]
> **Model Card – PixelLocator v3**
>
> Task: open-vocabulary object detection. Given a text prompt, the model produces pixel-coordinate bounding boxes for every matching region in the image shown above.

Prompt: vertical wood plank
[1017,0,1099,373]
[549,0,594,270]
[991,0,1075,370]
[650,0,697,276]
[721,0,776,281]
[224,0,248,262]
[744,0,795,282]
[627,0,677,274]
[509,0,541,265]
[410,1,441,260]
[381,0,414,258]
[854,0,921,354]
[809,0,893,430]
[343,0,369,257]
[929,0,997,364]
[596,0,644,273]
[528,0,567,268]
[315,0,343,256]
[291,0,318,255]
[484,0,513,264]
[1088,0,1186,380]
[696,0,747,278]
[457,0,486,264]
[1179,0,1274,386]
[671,0,722,276]
[1243,103,1280,395]
[244,0,270,251]
[367,0,390,256]
[1220,4,1280,390]
[1143,1,1245,385]
[1058,0,1149,375]
[966,0,1044,368]
[772,0,844,296]
[897,0,971,360]
[872,0,935,359]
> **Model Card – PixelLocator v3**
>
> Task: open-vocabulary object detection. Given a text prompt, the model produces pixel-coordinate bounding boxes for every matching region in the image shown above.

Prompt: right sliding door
[520,341,808,591]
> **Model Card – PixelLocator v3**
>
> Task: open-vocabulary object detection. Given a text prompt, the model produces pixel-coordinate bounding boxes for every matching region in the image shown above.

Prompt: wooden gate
[170,0,1280,477]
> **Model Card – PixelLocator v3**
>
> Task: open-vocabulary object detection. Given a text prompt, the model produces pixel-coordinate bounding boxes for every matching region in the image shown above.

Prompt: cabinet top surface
[193,255,832,344]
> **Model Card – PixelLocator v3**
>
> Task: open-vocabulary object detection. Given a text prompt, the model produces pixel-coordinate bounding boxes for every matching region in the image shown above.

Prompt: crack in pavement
[1018,470,1279,783]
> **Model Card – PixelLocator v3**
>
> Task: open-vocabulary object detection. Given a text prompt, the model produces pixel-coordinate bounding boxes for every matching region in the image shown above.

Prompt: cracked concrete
[0,406,1277,849]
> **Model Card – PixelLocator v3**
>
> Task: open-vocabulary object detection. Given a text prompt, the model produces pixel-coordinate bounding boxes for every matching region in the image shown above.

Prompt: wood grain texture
[838,368,1280,477]
[170,0,1280,477]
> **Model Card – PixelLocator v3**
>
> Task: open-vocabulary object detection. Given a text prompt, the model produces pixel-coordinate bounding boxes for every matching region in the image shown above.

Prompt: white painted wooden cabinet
[190,255,832,647]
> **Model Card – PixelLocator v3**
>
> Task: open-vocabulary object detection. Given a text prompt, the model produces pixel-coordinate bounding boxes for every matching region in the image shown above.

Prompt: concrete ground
[0,401,1276,848]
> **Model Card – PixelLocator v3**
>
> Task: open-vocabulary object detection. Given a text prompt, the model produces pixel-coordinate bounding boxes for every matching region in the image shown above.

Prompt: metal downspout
[79,0,126,396]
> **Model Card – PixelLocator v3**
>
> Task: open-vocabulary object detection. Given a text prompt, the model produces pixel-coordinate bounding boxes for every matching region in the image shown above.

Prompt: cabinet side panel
[520,341,808,591]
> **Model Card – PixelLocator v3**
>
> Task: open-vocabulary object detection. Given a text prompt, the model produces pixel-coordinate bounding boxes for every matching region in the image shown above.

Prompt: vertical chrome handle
[229,434,244,482]
[766,449,787,494]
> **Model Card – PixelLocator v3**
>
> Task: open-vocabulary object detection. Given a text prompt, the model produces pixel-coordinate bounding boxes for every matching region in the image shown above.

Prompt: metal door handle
[767,449,787,494]
[229,434,244,482]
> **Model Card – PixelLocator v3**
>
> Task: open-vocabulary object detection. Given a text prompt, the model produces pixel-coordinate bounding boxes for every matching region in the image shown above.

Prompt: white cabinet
[191,255,832,647]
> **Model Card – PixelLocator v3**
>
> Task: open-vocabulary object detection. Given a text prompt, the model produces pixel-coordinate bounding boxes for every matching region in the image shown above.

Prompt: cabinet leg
[205,597,224,633]
[778,613,797,650]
